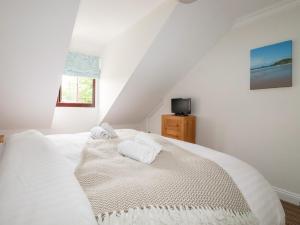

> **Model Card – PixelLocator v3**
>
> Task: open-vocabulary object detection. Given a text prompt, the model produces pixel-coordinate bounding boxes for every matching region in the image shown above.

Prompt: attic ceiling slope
[0,0,80,129]
[103,0,282,125]
[70,0,168,55]
[99,0,178,123]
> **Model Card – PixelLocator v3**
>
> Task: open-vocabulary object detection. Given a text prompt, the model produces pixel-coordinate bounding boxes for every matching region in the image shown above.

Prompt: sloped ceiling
[0,0,79,129]
[99,0,177,122]
[103,0,281,125]
[70,0,168,55]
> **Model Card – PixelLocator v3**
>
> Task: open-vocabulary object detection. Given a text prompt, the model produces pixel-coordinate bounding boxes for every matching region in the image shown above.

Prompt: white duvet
[0,129,284,225]
[0,130,98,225]
[47,129,285,225]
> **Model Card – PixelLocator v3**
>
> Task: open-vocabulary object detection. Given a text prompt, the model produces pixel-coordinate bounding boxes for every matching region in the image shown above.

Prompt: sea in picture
[250,40,292,90]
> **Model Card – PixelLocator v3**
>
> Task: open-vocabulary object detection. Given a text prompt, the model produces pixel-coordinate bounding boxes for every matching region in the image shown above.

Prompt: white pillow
[0,130,97,225]
[90,126,110,139]
[100,122,118,138]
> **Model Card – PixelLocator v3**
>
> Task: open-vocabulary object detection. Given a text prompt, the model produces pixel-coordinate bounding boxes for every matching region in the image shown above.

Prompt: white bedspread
[47,129,285,225]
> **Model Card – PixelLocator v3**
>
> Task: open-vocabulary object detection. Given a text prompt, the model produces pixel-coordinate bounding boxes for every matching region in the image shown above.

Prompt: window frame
[56,78,96,108]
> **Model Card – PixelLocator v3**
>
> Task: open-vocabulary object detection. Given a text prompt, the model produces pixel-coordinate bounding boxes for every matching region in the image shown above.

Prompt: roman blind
[64,52,100,78]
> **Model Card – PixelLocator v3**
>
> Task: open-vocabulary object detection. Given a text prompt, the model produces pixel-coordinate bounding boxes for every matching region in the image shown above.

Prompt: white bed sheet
[47,130,285,225]
[47,132,91,170]
[0,130,98,225]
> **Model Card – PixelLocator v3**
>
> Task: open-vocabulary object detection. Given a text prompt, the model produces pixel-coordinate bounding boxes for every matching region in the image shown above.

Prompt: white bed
[47,129,285,225]
[0,129,284,225]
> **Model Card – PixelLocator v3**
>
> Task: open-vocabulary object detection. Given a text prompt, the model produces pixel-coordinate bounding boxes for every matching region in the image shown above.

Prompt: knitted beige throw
[75,132,258,225]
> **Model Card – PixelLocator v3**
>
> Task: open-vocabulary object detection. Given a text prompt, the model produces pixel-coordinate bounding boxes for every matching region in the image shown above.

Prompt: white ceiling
[69,0,284,56]
[70,0,167,55]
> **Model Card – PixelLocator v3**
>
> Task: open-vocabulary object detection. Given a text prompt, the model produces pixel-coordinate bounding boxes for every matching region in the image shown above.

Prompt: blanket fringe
[96,205,258,225]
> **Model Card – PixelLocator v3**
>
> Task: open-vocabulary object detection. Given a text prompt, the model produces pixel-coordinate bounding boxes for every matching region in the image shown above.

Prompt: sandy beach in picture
[250,40,292,90]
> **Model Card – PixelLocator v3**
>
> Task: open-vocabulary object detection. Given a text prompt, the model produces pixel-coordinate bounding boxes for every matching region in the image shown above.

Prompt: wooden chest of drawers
[0,135,4,153]
[0,135,4,144]
[161,114,196,143]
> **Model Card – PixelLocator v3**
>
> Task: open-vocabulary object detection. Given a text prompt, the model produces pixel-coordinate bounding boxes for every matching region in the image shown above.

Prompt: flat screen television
[171,98,191,116]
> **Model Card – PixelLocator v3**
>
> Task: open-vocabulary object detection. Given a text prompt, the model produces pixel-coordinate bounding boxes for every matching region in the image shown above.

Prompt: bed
[0,129,284,225]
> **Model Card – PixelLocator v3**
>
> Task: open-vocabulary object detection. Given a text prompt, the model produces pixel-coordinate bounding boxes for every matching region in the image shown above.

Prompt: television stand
[161,114,196,143]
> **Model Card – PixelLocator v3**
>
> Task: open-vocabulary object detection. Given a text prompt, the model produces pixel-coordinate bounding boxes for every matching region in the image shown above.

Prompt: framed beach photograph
[250,40,292,90]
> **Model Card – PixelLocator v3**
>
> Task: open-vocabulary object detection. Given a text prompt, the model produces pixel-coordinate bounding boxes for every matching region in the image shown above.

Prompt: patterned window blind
[64,52,100,78]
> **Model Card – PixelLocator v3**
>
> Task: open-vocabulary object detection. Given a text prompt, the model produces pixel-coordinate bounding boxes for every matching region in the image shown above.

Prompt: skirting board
[273,186,300,206]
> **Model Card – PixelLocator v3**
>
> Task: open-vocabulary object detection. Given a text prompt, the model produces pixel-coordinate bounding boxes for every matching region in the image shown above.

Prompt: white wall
[0,0,173,135]
[51,107,99,133]
[50,79,100,133]
[103,0,244,125]
[0,0,79,129]
[99,0,177,122]
[147,4,300,195]
[49,0,176,134]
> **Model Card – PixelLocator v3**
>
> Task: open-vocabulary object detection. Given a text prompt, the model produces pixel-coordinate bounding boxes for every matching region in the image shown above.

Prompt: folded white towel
[100,123,118,138]
[118,140,159,164]
[135,132,162,154]
[90,126,111,139]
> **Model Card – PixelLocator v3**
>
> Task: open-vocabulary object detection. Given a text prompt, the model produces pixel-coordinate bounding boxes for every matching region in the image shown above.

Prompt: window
[57,51,100,107]
[56,75,96,107]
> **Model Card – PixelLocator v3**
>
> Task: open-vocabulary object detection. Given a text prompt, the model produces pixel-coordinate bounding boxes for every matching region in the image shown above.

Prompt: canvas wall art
[250,40,292,90]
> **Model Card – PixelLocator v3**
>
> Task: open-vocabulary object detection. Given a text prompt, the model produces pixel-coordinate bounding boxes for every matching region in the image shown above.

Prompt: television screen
[171,98,191,115]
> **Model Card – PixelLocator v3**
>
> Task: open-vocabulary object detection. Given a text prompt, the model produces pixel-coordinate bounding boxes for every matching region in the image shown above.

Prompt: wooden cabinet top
[162,114,196,119]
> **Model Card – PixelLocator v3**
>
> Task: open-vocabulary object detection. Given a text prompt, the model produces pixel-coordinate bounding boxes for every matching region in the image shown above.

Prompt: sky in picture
[251,40,292,70]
